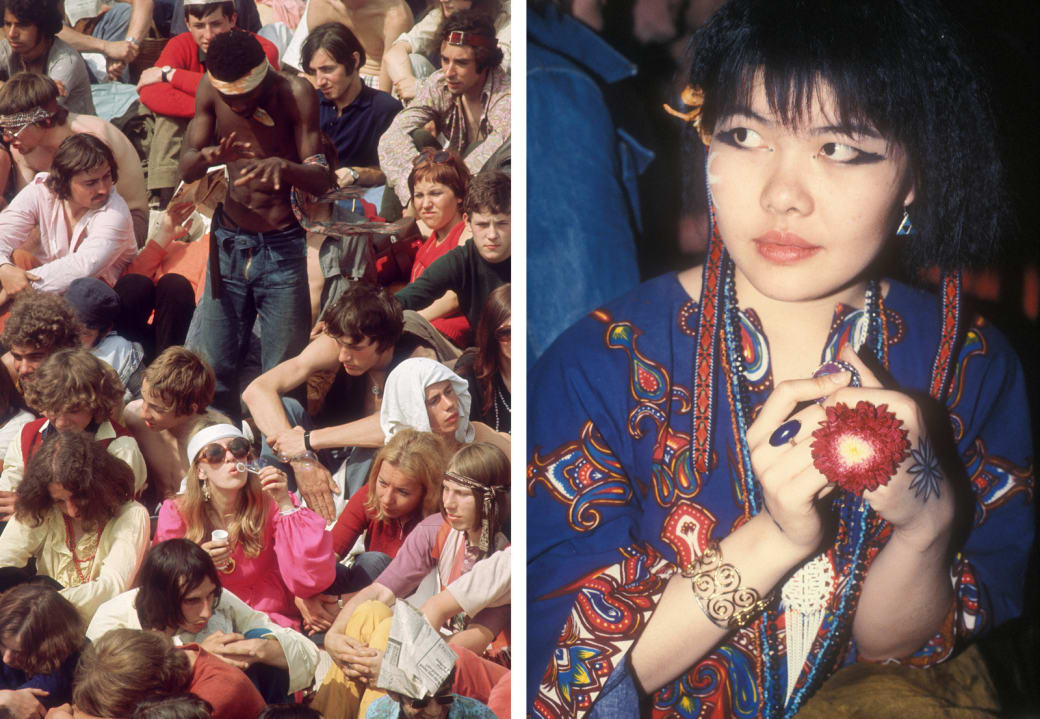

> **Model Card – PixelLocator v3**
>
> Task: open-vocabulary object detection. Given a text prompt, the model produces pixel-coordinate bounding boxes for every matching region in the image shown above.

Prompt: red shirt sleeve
[331,483,372,558]
[138,34,202,117]
[188,648,266,719]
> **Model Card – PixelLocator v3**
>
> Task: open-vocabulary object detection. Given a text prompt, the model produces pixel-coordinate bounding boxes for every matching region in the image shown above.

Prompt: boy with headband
[179,30,332,422]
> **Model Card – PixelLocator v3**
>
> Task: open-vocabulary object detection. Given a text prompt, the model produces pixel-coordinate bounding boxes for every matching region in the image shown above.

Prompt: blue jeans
[200,207,310,421]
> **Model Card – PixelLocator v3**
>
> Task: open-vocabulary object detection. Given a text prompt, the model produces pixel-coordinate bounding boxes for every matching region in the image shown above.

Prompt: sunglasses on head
[412,149,452,166]
[198,436,251,464]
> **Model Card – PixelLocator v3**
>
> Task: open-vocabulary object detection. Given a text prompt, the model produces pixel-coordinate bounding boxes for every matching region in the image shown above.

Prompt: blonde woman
[154,422,335,629]
[313,442,509,719]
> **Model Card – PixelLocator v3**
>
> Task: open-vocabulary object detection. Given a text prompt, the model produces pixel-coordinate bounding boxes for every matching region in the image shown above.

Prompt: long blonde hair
[363,429,448,521]
[177,421,267,557]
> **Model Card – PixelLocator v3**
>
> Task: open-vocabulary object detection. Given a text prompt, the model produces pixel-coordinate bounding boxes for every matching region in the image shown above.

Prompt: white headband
[186,423,245,464]
[208,58,269,95]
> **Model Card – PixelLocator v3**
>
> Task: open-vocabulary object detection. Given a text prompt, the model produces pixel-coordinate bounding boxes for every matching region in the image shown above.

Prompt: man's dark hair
[15,430,135,528]
[688,0,1007,272]
[132,694,214,719]
[301,22,366,76]
[206,29,267,82]
[45,134,119,201]
[463,170,509,216]
[0,73,68,126]
[185,0,235,22]
[437,10,503,73]
[0,0,63,39]
[322,282,404,353]
[0,290,80,353]
[134,539,224,633]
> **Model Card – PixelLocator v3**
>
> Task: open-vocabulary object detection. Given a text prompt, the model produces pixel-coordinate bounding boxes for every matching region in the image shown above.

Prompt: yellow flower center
[837,436,874,466]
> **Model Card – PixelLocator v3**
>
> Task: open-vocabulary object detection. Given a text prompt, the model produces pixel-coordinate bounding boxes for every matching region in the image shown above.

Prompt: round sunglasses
[198,436,252,464]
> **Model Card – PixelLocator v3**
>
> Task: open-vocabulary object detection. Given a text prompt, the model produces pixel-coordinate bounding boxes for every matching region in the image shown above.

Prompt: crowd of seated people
[0,0,509,712]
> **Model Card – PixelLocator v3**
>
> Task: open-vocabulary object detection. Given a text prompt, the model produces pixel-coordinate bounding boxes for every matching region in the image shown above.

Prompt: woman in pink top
[154,422,334,629]
[407,149,472,348]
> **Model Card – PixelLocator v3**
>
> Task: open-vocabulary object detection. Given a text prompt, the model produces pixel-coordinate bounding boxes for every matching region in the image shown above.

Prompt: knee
[115,273,157,309]
[155,273,196,307]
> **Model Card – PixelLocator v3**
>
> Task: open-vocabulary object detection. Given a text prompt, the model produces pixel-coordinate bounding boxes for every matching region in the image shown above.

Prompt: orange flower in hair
[664,85,712,147]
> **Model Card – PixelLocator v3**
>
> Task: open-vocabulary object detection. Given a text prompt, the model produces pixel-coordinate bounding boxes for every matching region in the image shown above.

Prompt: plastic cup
[211,529,228,543]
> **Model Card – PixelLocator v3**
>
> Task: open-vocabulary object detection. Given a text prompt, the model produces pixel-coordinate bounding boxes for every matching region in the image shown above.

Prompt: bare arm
[242,334,341,439]
[178,80,220,183]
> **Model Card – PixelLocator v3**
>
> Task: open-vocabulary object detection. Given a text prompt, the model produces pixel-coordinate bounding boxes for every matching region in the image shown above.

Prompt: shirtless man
[0,72,150,245]
[284,0,412,89]
[179,30,332,422]
[124,347,229,501]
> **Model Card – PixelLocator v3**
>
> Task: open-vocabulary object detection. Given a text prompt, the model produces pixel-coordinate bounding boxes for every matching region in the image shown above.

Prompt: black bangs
[693,1,904,143]
[685,0,1009,273]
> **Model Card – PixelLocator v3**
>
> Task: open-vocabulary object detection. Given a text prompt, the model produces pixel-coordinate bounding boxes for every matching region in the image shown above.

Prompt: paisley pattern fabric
[527,273,1034,719]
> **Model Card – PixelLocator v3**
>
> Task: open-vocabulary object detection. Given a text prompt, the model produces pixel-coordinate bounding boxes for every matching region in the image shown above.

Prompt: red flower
[810,401,910,494]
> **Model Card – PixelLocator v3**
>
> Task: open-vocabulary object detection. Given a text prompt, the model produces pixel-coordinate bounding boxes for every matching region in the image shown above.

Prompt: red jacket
[138,31,281,118]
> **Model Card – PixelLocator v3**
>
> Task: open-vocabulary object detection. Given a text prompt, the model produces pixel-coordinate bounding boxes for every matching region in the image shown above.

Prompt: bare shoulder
[384,0,413,26]
[123,398,146,427]
[677,265,703,300]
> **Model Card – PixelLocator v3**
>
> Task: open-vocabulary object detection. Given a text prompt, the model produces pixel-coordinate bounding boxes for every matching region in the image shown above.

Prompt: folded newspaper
[375,601,457,698]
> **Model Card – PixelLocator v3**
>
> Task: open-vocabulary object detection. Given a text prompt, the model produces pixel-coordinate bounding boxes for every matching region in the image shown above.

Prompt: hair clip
[663,84,712,147]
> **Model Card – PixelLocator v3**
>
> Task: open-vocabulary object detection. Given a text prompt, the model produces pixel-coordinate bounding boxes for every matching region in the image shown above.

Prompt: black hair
[131,694,213,719]
[437,10,504,73]
[687,0,1007,273]
[0,0,63,39]
[134,539,223,632]
[185,0,235,21]
[206,29,267,82]
[301,22,366,76]
[322,281,404,353]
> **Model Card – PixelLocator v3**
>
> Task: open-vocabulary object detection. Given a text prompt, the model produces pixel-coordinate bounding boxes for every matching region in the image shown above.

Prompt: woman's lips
[753,230,821,264]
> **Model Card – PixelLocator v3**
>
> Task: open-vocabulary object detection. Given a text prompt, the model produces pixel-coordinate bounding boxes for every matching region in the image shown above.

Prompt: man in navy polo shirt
[302,22,402,188]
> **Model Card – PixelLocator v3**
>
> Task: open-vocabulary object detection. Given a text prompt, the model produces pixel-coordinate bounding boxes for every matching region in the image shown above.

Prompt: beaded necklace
[691,201,964,715]
[62,515,105,585]
[492,382,510,432]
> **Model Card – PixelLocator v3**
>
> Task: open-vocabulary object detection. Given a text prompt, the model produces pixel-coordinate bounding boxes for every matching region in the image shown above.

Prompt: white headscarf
[380,357,474,444]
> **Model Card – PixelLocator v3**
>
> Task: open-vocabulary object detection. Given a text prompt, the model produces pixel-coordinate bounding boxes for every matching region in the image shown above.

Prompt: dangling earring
[897,206,914,236]
[200,476,211,503]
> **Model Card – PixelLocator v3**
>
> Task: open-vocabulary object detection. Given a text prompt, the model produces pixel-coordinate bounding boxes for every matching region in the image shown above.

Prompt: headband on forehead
[187,423,245,464]
[208,58,269,96]
[0,107,53,128]
[444,470,507,554]
[444,30,497,49]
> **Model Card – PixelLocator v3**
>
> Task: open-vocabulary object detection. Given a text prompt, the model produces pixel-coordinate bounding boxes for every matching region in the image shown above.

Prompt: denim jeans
[200,207,310,421]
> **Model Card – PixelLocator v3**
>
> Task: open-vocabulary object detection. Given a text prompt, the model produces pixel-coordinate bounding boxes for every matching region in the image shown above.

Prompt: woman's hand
[325,631,377,671]
[830,346,955,546]
[258,465,293,511]
[200,538,232,569]
[345,646,383,685]
[153,201,195,247]
[0,688,47,719]
[747,370,853,555]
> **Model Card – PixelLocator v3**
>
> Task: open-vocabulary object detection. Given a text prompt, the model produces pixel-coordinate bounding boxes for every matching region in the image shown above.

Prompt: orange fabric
[124,234,210,303]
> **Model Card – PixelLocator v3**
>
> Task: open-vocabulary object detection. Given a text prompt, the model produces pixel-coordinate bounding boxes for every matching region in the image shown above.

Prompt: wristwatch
[161,65,173,83]
[345,166,360,183]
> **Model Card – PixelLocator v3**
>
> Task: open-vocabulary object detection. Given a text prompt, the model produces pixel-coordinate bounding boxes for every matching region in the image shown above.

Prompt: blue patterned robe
[527,273,1034,718]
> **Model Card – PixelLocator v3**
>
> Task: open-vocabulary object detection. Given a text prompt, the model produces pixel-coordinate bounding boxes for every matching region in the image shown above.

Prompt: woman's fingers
[746,372,852,448]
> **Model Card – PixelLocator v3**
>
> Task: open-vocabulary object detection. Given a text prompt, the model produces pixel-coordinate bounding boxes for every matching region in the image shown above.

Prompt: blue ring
[769,419,801,447]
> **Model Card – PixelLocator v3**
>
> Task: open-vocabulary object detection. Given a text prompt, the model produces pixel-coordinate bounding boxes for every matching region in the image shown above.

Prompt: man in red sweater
[136,0,279,201]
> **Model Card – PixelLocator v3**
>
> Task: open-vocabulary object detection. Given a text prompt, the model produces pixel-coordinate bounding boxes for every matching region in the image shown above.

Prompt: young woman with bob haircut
[86,539,320,700]
[406,150,472,350]
[0,430,148,621]
[154,422,335,630]
[527,0,1034,716]
[0,584,85,711]
[313,441,509,719]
